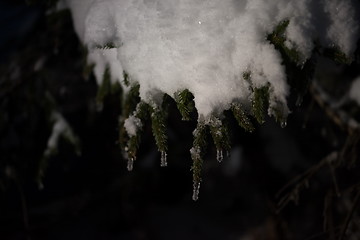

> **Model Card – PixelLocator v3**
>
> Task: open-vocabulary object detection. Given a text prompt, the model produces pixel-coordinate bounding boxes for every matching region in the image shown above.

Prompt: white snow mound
[65,0,359,118]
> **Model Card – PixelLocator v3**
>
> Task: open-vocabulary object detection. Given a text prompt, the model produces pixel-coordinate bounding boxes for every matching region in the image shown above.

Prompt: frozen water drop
[192,182,200,201]
[160,151,168,167]
[216,149,223,163]
[127,157,134,171]
[281,120,287,128]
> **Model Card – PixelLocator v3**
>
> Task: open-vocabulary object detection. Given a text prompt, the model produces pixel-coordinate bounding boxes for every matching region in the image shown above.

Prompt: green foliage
[150,107,168,166]
[124,101,150,170]
[119,84,140,157]
[271,101,288,128]
[123,71,130,86]
[231,103,255,132]
[95,42,118,50]
[175,89,195,121]
[123,84,141,118]
[252,85,270,124]
[190,121,209,201]
[96,67,112,105]
[209,117,231,162]
[267,20,302,64]
[323,46,351,65]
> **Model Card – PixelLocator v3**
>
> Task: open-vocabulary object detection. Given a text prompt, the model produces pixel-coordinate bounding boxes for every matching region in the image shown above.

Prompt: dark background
[1,2,360,240]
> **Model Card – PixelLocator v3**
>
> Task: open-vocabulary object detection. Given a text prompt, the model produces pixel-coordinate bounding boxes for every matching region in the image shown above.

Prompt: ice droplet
[216,149,223,163]
[281,120,287,128]
[127,157,134,171]
[160,151,168,167]
[192,182,200,201]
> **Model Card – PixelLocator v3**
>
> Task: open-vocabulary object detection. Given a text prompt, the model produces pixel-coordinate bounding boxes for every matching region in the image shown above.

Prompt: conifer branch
[252,85,270,124]
[191,121,208,201]
[150,105,168,166]
[125,101,151,170]
[209,117,231,162]
[231,103,255,132]
[175,89,195,121]
[96,66,112,105]
[268,20,302,64]
[95,42,117,50]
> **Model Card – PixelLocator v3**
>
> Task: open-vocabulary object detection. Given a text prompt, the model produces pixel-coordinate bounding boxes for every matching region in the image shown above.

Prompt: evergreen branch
[123,101,151,170]
[243,71,252,83]
[209,117,231,162]
[175,89,195,121]
[191,121,208,201]
[126,103,150,153]
[96,66,112,105]
[252,85,270,124]
[323,46,351,65]
[270,100,288,128]
[123,84,141,118]
[151,106,168,166]
[231,103,255,132]
[119,84,141,158]
[123,71,130,86]
[268,20,302,64]
[95,42,117,50]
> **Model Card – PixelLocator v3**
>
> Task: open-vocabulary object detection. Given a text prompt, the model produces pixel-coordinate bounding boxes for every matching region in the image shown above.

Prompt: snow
[44,111,79,157]
[350,76,360,106]
[65,0,359,119]
[124,114,142,137]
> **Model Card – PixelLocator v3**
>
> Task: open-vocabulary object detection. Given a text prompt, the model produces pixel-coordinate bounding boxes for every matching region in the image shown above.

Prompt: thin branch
[276,152,338,212]
[339,189,360,240]
[310,82,360,135]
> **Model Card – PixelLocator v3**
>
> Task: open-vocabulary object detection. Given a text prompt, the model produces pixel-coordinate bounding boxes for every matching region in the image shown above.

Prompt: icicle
[160,151,168,167]
[216,149,223,163]
[127,157,135,171]
[192,182,200,201]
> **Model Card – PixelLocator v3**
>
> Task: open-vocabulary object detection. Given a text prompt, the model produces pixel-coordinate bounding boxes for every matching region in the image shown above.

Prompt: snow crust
[124,115,142,137]
[65,0,359,118]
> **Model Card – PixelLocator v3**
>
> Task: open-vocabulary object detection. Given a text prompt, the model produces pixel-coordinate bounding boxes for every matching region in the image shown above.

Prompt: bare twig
[339,189,360,240]
[323,190,336,240]
[309,82,360,135]
[276,152,338,212]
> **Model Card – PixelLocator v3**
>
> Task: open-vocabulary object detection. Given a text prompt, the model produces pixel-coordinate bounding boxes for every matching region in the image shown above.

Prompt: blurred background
[1,1,360,240]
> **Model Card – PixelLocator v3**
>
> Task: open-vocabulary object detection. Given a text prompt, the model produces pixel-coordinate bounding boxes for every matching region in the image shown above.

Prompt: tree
[1,0,360,239]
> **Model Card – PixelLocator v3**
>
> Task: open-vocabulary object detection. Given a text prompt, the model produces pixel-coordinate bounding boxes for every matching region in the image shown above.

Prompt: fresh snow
[44,111,79,157]
[124,114,142,137]
[65,0,359,119]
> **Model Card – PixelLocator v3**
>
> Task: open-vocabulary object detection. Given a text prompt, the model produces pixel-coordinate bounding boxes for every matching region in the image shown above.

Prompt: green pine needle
[267,20,302,64]
[209,117,231,157]
[271,101,288,128]
[323,46,351,65]
[253,85,270,124]
[96,66,112,105]
[231,103,255,132]
[95,42,117,49]
[190,121,208,201]
[175,89,195,121]
[125,101,151,160]
[151,107,168,154]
